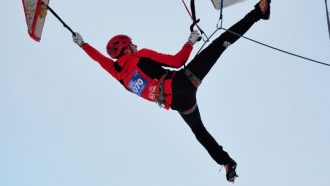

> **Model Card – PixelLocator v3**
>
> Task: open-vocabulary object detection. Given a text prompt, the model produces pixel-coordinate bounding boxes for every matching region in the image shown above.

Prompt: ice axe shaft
[47,5,75,35]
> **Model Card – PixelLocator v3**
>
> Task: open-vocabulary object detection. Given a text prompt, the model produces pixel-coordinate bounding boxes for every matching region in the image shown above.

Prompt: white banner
[22,0,50,41]
[211,0,246,10]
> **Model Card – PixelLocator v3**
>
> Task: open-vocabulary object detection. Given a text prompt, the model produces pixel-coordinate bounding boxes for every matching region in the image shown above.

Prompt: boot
[255,0,271,20]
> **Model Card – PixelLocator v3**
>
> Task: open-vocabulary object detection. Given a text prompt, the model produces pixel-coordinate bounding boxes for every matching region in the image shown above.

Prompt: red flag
[22,0,50,42]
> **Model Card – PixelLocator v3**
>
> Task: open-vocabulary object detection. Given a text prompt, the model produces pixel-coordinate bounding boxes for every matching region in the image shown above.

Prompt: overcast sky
[1,1,330,186]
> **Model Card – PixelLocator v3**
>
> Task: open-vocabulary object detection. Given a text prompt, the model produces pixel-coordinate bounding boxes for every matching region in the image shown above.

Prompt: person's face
[128,43,137,53]
[123,43,137,55]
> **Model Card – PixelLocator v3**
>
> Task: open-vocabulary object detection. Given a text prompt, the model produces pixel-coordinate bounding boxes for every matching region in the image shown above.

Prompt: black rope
[221,27,330,67]
[325,0,330,39]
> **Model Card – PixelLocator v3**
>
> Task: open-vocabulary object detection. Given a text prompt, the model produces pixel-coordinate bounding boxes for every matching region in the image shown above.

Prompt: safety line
[221,28,330,67]
[325,0,330,39]
[182,0,193,19]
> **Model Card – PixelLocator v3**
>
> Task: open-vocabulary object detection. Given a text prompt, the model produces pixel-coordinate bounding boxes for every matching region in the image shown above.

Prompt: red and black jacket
[81,42,193,109]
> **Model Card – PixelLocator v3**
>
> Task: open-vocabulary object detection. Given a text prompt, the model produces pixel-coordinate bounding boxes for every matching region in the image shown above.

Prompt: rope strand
[221,28,330,67]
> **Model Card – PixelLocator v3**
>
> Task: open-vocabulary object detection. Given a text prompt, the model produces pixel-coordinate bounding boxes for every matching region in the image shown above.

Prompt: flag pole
[47,5,75,35]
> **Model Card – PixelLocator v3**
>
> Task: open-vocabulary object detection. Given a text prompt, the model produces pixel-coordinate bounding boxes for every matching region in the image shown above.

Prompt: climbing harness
[155,71,170,108]
[184,69,202,88]
[180,102,198,115]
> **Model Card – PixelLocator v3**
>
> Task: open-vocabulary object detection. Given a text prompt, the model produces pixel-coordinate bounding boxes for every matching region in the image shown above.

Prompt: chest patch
[128,71,148,96]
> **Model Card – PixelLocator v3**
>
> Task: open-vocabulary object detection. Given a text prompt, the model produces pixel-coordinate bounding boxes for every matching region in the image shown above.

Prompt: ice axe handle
[47,5,76,36]
[190,19,200,32]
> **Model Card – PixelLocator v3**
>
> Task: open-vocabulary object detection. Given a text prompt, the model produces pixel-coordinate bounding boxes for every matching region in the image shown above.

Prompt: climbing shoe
[225,159,238,183]
[255,0,271,20]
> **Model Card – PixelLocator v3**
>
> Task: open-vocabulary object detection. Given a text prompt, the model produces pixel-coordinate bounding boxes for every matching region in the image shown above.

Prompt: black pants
[171,9,261,165]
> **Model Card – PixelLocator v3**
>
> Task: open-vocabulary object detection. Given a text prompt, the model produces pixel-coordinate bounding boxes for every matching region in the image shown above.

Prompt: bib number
[128,71,148,96]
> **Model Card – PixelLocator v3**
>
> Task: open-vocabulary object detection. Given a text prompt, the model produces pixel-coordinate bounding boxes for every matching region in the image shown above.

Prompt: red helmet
[106,34,132,59]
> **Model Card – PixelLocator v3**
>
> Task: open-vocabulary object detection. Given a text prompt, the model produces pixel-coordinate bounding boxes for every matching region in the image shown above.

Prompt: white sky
[1,1,330,186]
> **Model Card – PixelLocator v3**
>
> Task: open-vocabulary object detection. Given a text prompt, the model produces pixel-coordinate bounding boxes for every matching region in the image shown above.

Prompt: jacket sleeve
[81,43,120,78]
[135,42,193,68]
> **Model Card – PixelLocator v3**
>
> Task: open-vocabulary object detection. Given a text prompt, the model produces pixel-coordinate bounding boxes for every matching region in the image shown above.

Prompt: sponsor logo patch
[128,71,148,96]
